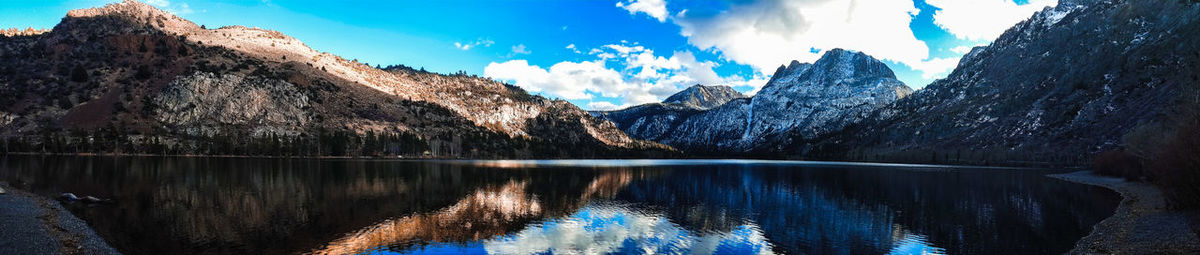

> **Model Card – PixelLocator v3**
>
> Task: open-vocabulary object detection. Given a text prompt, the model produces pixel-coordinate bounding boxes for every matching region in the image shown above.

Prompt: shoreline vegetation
[0,131,676,159]
[0,151,1082,169]
[1049,171,1200,254]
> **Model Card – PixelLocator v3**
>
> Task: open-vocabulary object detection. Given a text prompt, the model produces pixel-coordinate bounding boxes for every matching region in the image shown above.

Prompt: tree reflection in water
[0,156,1118,255]
[314,181,544,254]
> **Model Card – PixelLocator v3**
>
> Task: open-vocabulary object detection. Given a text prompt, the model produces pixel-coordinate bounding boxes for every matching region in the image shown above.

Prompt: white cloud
[454,38,495,50]
[145,0,170,7]
[593,52,617,60]
[486,42,758,109]
[145,0,193,15]
[485,60,623,101]
[616,0,669,22]
[727,74,771,96]
[950,46,974,54]
[907,56,961,79]
[586,101,626,111]
[507,44,531,57]
[566,44,582,54]
[174,3,193,15]
[664,50,718,85]
[603,44,646,55]
[629,51,679,79]
[673,0,953,79]
[926,0,1057,41]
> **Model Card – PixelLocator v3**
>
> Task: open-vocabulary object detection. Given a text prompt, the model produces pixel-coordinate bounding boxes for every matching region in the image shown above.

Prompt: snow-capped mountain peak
[595,49,913,153]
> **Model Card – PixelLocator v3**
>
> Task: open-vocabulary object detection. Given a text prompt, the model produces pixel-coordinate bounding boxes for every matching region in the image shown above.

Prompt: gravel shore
[1049,171,1200,254]
[0,183,120,255]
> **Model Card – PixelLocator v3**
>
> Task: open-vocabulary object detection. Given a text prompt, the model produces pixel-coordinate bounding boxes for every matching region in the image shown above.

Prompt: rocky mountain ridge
[661,84,747,110]
[799,0,1200,165]
[595,49,913,153]
[4,0,1195,164]
[596,0,1200,167]
[0,0,668,157]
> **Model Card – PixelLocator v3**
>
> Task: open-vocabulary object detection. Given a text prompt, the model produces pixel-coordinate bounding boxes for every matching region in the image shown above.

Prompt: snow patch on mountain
[596,49,913,153]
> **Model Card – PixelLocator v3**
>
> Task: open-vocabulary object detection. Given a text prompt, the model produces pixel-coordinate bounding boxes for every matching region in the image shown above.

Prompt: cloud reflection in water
[385,203,779,255]
[887,230,946,255]
[0,157,1116,254]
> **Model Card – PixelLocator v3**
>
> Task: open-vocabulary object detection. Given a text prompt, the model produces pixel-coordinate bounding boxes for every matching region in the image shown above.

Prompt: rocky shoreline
[0,183,120,255]
[1048,171,1200,254]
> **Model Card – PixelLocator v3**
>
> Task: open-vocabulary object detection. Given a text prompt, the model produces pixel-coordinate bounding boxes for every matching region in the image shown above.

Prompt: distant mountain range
[2,0,1197,166]
[0,0,668,158]
[595,49,912,154]
[597,0,1200,166]
[588,84,746,143]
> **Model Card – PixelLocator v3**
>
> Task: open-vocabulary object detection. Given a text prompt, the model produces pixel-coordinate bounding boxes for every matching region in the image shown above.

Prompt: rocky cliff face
[0,0,667,157]
[731,49,913,149]
[154,71,312,137]
[596,49,912,153]
[801,0,1200,165]
[590,103,703,142]
[589,84,743,142]
[662,85,747,110]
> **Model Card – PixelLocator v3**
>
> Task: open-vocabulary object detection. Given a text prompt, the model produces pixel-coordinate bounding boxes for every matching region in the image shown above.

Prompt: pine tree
[70,65,88,82]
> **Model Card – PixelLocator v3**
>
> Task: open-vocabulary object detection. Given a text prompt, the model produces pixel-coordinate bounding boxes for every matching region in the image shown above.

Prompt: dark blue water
[0,157,1119,254]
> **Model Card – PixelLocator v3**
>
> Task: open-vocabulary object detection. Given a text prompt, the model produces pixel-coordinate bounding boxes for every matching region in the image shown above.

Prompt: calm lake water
[0,156,1119,255]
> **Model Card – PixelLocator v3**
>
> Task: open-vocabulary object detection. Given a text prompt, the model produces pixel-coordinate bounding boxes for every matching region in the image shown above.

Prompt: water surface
[0,156,1119,254]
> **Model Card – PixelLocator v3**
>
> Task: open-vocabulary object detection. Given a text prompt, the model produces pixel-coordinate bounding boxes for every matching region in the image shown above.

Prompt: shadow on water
[0,156,1119,254]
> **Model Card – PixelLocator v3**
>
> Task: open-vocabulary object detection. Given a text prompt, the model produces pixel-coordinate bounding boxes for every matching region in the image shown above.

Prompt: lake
[0,156,1119,254]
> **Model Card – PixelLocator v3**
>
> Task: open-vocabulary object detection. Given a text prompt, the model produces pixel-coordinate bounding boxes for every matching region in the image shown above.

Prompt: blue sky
[0,0,1057,110]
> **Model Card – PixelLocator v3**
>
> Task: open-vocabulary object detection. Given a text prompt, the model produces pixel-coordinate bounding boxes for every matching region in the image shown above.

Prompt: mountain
[0,0,668,158]
[589,84,743,142]
[595,49,913,153]
[800,0,1200,165]
[661,84,747,110]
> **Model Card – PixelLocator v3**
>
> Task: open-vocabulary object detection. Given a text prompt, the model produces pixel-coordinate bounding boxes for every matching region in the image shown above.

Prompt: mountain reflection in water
[0,156,1118,254]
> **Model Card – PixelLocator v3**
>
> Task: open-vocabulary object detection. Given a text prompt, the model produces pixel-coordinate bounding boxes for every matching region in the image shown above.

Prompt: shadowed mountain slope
[0,0,669,158]
[800,0,1200,166]
[595,49,912,154]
